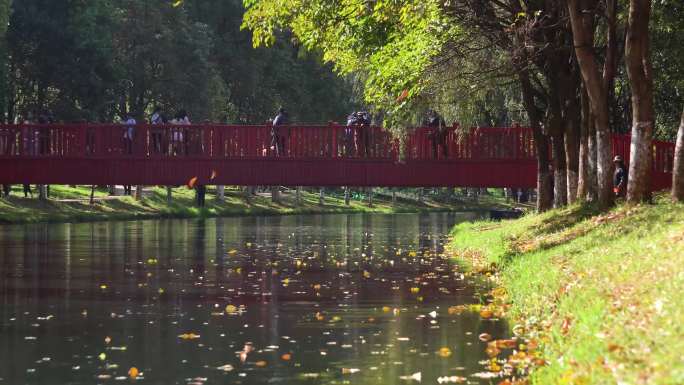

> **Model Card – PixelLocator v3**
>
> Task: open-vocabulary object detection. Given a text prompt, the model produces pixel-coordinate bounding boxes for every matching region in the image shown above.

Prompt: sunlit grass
[450,195,684,384]
[0,185,519,224]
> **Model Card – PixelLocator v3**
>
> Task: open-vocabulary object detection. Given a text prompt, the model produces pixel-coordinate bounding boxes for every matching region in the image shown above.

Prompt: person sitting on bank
[613,155,628,198]
[271,107,289,156]
[426,110,448,159]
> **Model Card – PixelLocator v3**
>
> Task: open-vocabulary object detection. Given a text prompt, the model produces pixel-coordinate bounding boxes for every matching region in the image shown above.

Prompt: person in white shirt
[123,114,136,155]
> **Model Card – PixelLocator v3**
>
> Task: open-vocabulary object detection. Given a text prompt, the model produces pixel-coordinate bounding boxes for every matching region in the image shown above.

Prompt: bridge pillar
[319,188,325,206]
[166,187,172,204]
[216,185,225,202]
[344,187,350,206]
[296,187,302,206]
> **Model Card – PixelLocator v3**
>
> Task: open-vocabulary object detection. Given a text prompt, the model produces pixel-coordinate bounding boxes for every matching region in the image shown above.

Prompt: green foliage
[4,0,357,123]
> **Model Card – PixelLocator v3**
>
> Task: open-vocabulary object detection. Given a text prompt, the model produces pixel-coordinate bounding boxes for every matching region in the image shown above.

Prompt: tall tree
[673,107,684,201]
[625,0,655,203]
[0,0,10,122]
[567,0,616,208]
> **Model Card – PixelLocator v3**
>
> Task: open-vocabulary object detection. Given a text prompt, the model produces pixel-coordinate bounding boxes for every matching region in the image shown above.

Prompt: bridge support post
[166,187,172,204]
[38,185,47,201]
[367,187,373,207]
[392,189,397,205]
[319,188,325,206]
[296,186,302,206]
[135,185,142,201]
[216,185,225,202]
[344,187,350,206]
[271,186,280,203]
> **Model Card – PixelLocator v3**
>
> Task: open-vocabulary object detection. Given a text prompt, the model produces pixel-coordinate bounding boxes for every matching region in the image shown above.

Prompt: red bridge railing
[0,123,674,189]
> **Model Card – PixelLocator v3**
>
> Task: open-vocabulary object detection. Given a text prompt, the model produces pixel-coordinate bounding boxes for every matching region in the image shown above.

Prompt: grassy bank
[450,196,684,384]
[0,185,519,224]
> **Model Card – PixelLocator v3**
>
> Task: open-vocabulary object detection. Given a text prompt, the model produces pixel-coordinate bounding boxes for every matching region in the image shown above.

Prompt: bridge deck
[0,124,674,189]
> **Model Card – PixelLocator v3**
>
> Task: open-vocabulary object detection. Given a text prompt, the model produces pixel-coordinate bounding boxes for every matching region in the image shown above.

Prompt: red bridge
[0,123,675,189]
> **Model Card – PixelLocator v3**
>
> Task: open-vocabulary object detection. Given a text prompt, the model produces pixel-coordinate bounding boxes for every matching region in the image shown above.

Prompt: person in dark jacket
[272,107,289,156]
[613,155,628,198]
[344,112,358,157]
[426,110,448,159]
[355,111,372,157]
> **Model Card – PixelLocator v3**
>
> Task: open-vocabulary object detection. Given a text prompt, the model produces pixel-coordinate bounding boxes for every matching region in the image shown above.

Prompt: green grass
[0,185,520,224]
[450,195,684,384]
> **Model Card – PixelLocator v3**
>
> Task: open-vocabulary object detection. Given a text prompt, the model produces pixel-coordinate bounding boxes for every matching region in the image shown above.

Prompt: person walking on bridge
[123,113,136,155]
[426,110,448,159]
[272,107,289,156]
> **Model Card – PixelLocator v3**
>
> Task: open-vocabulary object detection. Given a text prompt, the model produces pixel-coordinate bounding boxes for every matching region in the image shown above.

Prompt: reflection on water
[0,212,508,385]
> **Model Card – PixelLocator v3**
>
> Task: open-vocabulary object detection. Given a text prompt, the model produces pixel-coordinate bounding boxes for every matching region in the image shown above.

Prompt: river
[0,212,508,385]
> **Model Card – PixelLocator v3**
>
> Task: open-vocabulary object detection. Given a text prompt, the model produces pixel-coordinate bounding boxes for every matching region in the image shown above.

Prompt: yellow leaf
[437,347,452,358]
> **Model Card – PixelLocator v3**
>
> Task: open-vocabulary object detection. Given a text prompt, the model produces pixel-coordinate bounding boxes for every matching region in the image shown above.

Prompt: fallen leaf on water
[437,347,452,358]
[399,372,422,381]
[217,364,234,372]
[437,376,467,384]
[479,333,492,342]
[98,353,106,361]
[104,336,111,344]
[228,249,237,255]
[313,284,322,291]
[178,333,200,340]
[315,312,325,321]
[382,306,391,313]
[363,271,371,278]
[480,309,493,319]
[128,367,139,380]
[410,287,420,294]
[255,360,267,367]
[281,353,292,361]
[225,305,238,314]
[342,368,360,374]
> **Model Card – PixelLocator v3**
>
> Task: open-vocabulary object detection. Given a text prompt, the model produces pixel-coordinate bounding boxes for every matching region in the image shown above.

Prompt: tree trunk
[625,0,655,203]
[565,108,581,205]
[552,132,568,207]
[568,0,614,208]
[519,70,553,212]
[216,185,225,202]
[577,87,590,200]
[90,185,96,205]
[134,185,142,201]
[672,107,684,201]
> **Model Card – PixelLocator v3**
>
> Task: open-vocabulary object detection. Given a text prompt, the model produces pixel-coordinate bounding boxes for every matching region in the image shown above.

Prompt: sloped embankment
[450,197,684,384]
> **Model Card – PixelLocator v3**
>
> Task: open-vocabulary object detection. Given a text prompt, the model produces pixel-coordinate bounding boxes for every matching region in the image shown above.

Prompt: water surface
[0,213,507,384]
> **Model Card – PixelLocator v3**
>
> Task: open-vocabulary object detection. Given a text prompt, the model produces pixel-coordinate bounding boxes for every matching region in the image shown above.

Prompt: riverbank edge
[448,195,684,384]
[0,187,522,225]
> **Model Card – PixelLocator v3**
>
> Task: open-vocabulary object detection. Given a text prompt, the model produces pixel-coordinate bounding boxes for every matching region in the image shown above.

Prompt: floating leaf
[217,364,234,372]
[255,360,267,367]
[399,372,422,381]
[225,305,237,314]
[178,333,200,340]
[281,353,292,361]
[128,367,139,380]
[437,347,452,358]
[410,287,420,294]
[479,333,492,342]
[479,309,493,319]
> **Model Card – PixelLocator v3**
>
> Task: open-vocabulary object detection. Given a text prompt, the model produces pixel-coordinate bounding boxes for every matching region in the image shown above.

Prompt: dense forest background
[0,0,361,124]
